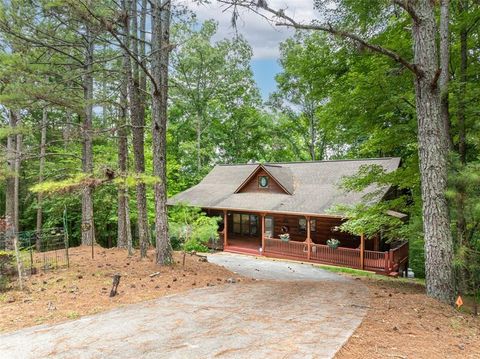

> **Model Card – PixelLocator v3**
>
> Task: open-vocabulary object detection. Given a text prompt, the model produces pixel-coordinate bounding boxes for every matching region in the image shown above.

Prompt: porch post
[261,213,265,255]
[223,210,228,249]
[306,216,311,260]
[360,233,365,270]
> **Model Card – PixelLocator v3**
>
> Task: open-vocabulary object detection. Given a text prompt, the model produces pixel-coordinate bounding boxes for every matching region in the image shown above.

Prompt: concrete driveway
[0,253,369,359]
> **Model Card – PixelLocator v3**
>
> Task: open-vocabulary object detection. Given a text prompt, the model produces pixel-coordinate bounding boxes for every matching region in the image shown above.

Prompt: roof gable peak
[234,164,293,195]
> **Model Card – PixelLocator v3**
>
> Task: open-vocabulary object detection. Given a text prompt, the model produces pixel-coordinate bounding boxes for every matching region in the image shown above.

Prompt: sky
[182,1,318,99]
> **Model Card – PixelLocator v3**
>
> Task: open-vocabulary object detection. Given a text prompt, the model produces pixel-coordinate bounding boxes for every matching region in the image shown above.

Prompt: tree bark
[455,0,469,250]
[196,113,202,172]
[36,107,48,250]
[5,111,22,251]
[306,105,316,161]
[151,0,172,265]
[117,79,129,250]
[439,0,452,147]
[122,0,150,258]
[5,110,17,250]
[81,20,96,246]
[412,1,454,303]
[13,114,21,234]
[457,2,468,167]
[139,0,147,122]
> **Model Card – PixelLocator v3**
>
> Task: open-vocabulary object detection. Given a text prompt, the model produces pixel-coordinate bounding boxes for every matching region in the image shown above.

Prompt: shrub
[169,204,220,253]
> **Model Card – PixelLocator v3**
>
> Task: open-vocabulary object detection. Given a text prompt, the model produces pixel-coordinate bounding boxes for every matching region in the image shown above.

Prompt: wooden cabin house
[168,158,409,276]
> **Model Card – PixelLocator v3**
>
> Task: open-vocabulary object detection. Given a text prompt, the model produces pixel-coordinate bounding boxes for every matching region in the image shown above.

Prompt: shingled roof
[168,158,401,217]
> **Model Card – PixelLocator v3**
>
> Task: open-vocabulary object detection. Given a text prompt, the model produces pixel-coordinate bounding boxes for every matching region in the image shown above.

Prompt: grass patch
[66,311,80,319]
[316,264,378,277]
[317,263,425,285]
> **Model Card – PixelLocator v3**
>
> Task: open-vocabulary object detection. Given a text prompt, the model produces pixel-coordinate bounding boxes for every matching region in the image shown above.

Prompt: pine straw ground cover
[335,273,480,359]
[0,246,249,333]
[1,248,479,359]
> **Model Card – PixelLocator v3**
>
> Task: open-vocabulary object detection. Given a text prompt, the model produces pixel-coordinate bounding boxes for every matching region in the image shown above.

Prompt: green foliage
[448,157,480,296]
[332,200,406,239]
[0,251,15,292]
[168,18,269,180]
[168,204,220,252]
[29,174,88,194]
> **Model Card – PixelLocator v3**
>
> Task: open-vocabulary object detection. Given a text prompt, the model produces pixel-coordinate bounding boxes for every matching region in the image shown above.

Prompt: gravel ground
[0,252,369,359]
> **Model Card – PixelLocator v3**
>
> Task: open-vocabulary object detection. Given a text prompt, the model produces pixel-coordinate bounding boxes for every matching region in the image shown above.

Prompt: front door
[232,213,259,237]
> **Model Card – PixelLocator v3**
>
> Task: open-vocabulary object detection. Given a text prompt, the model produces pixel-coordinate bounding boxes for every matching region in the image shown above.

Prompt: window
[250,215,258,235]
[258,175,269,188]
[299,218,307,232]
[241,214,250,235]
[299,218,317,233]
[233,213,241,234]
[232,213,259,236]
[265,216,274,237]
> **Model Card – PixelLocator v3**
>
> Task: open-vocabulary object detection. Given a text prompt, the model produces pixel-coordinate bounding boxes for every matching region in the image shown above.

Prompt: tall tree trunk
[439,0,451,147]
[139,0,147,122]
[151,0,172,265]
[125,192,133,255]
[457,3,468,167]
[5,110,17,250]
[196,114,201,172]
[81,22,95,246]
[307,107,316,161]
[36,107,48,250]
[455,0,469,253]
[412,1,454,303]
[122,0,150,258]
[13,115,23,232]
[63,112,72,150]
[117,80,129,250]
[137,0,150,252]
[14,115,21,233]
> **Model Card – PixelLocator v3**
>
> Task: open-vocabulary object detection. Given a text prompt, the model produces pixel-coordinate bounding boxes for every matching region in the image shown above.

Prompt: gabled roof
[168,158,401,217]
[234,164,294,195]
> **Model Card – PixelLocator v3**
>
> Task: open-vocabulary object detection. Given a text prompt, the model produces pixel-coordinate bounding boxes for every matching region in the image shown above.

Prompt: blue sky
[251,59,282,99]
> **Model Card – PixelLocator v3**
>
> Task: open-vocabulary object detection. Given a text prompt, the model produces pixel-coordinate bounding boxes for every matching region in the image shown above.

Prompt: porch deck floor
[225,237,262,255]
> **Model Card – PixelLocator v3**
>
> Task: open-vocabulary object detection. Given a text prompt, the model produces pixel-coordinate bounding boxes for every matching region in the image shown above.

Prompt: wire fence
[0,228,69,280]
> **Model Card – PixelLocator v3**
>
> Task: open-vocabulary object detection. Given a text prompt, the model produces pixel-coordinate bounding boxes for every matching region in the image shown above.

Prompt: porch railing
[364,250,388,272]
[310,243,361,269]
[264,238,308,260]
[263,237,409,275]
[388,241,409,272]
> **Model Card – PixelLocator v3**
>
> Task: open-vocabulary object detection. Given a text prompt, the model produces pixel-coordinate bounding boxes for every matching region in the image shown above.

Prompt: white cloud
[180,1,318,59]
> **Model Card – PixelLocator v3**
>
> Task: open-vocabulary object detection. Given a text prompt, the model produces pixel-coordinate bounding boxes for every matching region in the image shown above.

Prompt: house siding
[237,168,287,194]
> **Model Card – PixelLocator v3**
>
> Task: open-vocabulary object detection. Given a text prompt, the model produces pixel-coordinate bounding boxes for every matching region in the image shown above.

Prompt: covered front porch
[209,209,409,276]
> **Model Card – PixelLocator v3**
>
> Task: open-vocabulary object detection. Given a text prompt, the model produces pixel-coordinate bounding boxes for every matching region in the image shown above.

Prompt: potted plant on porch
[279,233,290,242]
[327,238,340,249]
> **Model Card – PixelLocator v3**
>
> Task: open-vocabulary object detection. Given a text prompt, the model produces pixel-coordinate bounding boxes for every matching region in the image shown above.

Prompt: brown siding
[237,168,287,194]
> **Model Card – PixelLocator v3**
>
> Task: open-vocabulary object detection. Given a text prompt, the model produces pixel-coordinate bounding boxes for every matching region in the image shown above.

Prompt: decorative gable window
[258,175,269,188]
